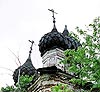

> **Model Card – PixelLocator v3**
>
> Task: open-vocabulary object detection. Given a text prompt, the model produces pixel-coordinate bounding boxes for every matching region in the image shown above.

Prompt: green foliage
[51,83,73,92]
[15,75,33,92]
[61,17,100,90]
[1,86,15,92]
[1,75,33,92]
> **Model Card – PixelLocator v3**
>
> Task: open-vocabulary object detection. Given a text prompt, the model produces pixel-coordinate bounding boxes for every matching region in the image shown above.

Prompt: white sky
[0,0,100,88]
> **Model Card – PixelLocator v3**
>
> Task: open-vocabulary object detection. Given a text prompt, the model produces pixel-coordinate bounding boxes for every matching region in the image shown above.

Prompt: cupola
[13,40,37,84]
[38,9,81,70]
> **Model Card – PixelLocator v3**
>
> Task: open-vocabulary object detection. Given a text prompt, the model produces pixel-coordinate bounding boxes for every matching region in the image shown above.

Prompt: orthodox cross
[28,40,34,58]
[48,9,58,25]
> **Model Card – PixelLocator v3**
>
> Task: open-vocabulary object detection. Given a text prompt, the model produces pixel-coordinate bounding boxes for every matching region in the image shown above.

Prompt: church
[13,9,89,92]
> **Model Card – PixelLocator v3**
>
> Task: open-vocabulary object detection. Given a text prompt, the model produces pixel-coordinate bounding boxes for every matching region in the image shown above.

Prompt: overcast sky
[0,0,100,87]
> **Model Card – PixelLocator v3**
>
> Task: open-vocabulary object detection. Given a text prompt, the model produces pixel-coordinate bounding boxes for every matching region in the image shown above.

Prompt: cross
[28,40,34,57]
[48,9,58,24]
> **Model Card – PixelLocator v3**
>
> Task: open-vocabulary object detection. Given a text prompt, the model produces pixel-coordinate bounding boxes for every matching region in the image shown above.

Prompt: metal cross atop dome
[28,40,34,58]
[48,9,58,27]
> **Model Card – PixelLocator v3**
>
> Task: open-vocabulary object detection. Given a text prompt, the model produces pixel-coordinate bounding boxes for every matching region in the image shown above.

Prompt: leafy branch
[60,16,100,91]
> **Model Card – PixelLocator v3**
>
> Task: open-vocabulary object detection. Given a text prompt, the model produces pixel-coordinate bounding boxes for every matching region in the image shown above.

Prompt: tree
[0,75,33,92]
[61,17,100,91]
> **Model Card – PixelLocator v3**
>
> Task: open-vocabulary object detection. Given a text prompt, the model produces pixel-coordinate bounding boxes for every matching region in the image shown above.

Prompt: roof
[38,25,81,56]
[13,57,37,84]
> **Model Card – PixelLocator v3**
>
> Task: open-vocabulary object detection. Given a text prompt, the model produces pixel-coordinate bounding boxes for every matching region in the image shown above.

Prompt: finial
[65,25,67,30]
[28,40,34,58]
[48,9,58,28]
[62,25,69,36]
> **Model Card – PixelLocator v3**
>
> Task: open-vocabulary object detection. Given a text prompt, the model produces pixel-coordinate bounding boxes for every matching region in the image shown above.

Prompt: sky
[0,0,100,88]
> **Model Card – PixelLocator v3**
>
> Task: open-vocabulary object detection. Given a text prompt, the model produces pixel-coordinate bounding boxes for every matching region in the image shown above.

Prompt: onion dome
[62,25,81,50]
[38,26,67,56]
[39,25,81,56]
[39,9,81,56]
[13,40,37,84]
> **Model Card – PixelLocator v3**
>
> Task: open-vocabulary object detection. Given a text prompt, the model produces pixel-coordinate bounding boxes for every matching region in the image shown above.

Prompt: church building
[13,9,88,92]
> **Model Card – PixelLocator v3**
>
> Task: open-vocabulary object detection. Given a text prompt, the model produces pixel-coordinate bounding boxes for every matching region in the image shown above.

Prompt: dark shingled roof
[13,40,37,85]
[38,25,81,56]
[13,57,37,84]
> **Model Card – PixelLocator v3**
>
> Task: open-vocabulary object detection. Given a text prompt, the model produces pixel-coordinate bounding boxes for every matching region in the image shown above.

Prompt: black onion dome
[62,25,81,50]
[39,25,81,56]
[39,26,67,56]
[13,57,37,84]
